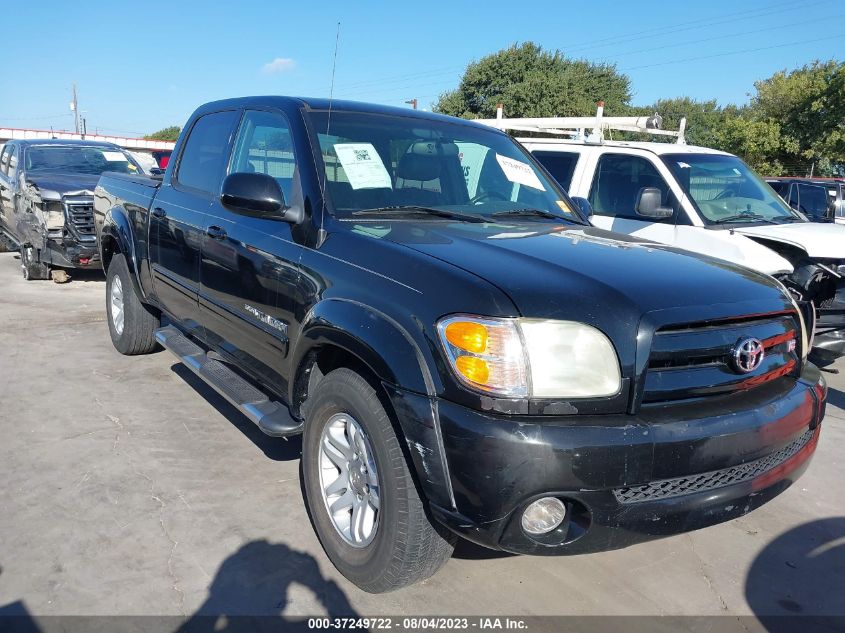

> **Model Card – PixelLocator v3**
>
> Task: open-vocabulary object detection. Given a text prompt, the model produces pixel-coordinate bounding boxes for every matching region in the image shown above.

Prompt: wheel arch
[290,298,456,510]
[100,205,144,300]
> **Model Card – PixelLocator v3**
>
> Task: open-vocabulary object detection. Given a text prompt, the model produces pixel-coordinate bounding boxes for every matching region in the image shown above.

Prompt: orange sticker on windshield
[556,200,571,213]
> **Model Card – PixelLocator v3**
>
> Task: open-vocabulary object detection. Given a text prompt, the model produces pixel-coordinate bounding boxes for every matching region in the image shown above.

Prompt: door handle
[206,225,227,240]
[151,207,166,218]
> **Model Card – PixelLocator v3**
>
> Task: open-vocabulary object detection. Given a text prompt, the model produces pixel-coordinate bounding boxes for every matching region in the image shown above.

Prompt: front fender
[291,298,457,509]
[291,298,436,399]
[101,206,144,299]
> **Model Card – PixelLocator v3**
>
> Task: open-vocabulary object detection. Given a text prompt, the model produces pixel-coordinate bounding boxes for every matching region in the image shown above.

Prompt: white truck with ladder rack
[476,103,845,362]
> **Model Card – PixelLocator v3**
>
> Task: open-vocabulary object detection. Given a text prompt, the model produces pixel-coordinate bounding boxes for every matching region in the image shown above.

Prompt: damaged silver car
[0,139,142,281]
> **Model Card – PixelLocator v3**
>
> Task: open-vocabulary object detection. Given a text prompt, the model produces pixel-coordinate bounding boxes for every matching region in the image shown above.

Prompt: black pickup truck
[93,97,826,593]
[0,139,141,280]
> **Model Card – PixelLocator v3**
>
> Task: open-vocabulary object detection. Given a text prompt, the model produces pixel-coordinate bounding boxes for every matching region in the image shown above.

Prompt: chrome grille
[613,427,815,504]
[65,199,96,240]
[642,315,801,403]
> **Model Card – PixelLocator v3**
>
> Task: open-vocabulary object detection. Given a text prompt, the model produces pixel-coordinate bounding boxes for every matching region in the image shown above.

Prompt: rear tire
[106,253,160,355]
[302,368,455,593]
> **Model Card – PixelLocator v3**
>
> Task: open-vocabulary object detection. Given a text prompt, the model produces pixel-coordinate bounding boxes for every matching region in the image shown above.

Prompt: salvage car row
[0,97,836,593]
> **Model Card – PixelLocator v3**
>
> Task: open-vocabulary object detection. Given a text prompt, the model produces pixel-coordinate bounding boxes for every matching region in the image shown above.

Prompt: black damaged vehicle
[0,139,141,280]
[93,97,826,592]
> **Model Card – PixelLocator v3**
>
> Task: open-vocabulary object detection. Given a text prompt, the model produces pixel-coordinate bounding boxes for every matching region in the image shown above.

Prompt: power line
[601,13,840,61]
[330,1,836,104]
[622,33,844,72]
[563,0,831,54]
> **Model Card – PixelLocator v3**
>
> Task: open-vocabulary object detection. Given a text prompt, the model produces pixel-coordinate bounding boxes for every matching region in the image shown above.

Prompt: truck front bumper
[46,238,101,270]
[405,365,826,555]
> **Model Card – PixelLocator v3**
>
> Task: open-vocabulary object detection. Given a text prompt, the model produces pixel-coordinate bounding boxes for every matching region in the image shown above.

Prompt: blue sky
[3,0,843,137]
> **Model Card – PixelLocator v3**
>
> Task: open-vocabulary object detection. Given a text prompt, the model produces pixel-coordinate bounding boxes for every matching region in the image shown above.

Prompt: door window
[175,110,240,195]
[796,183,830,219]
[7,147,18,178]
[589,153,673,219]
[229,110,297,202]
[533,151,580,190]
[0,145,11,175]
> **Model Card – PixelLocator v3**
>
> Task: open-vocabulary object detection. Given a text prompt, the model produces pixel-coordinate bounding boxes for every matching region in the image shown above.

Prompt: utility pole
[81,118,87,139]
[405,98,418,110]
[71,84,80,134]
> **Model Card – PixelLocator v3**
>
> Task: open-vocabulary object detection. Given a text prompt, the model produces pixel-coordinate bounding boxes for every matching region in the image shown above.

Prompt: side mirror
[149,167,165,177]
[221,172,287,219]
[635,187,673,219]
[571,196,593,219]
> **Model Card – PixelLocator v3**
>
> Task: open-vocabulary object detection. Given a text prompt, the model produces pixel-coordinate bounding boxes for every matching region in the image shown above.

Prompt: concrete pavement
[0,251,842,621]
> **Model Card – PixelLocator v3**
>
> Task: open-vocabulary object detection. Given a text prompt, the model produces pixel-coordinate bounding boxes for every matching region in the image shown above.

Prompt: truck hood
[732,221,845,259]
[24,173,99,197]
[374,221,791,322]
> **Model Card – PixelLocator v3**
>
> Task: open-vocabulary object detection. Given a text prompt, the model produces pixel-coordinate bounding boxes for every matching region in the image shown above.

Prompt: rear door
[199,108,303,396]
[149,110,240,327]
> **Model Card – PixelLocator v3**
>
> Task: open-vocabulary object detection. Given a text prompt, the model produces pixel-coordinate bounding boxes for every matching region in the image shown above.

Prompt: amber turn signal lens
[455,355,490,384]
[445,321,488,354]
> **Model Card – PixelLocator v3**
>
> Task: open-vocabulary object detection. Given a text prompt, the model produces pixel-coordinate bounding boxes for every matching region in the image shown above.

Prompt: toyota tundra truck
[93,97,826,593]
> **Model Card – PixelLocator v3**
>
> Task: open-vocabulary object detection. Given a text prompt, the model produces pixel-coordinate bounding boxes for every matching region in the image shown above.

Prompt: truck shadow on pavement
[178,540,359,632]
[169,364,302,462]
[745,517,845,632]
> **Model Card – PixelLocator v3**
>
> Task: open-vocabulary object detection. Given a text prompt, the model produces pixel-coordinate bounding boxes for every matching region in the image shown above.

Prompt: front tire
[106,253,160,355]
[302,368,455,593]
[20,245,50,280]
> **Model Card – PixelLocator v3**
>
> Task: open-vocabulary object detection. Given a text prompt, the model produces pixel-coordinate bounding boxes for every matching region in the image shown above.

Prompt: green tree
[628,98,793,174]
[434,42,631,119]
[749,60,845,175]
[144,126,181,142]
[628,97,726,148]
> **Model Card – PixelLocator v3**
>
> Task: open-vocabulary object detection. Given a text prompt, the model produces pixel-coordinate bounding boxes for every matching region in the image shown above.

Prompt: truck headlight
[437,315,621,398]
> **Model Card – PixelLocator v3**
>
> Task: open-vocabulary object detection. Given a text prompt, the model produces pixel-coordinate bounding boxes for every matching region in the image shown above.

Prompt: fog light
[521,497,566,535]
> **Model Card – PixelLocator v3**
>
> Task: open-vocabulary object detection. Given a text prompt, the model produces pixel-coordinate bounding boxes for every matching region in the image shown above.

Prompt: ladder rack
[475,102,687,145]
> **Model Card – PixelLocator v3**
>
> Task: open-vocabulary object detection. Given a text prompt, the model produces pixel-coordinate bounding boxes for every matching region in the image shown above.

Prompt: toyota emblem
[733,338,765,373]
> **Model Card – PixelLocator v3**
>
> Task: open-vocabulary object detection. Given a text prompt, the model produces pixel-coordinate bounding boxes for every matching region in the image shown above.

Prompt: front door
[199,109,303,398]
[149,109,240,327]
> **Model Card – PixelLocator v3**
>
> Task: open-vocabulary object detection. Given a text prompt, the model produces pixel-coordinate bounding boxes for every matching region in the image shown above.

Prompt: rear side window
[176,110,240,195]
[768,181,788,197]
[796,183,829,219]
[532,151,580,190]
[589,153,672,219]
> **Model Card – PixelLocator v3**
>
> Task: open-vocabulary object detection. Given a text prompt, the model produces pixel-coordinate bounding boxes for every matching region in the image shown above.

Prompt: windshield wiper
[714,214,779,225]
[351,206,487,223]
[491,208,578,223]
[771,215,804,223]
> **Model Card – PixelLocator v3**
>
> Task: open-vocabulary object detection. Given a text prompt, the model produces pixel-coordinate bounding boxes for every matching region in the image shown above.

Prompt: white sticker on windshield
[334,143,393,190]
[101,151,127,162]
[495,154,545,191]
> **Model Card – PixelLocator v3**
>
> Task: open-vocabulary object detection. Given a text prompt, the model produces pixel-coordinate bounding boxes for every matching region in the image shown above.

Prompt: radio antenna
[318,21,341,246]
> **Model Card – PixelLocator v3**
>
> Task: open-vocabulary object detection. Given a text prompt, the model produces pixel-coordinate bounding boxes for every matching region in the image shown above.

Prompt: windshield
[306,110,583,222]
[662,153,802,224]
[24,145,139,176]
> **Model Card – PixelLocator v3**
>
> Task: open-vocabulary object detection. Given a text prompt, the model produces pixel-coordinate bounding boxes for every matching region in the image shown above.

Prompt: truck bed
[93,172,162,240]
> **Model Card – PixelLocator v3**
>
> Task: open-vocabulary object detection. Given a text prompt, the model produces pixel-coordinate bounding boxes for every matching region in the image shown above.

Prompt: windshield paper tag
[334,143,393,190]
[101,151,127,162]
[495,154,545,191]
